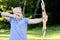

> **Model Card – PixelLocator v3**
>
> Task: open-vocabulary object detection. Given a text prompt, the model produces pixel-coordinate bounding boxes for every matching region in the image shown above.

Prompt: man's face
[13,8,23,17]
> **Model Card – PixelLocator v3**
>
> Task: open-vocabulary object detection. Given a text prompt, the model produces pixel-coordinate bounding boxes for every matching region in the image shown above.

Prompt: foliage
[0,0,60,29]
[0,19,10,29]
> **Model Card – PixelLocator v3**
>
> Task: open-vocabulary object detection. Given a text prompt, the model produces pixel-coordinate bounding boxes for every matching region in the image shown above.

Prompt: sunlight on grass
[27,34,60,40]
[27,31,60,40]
[45,32,60,39]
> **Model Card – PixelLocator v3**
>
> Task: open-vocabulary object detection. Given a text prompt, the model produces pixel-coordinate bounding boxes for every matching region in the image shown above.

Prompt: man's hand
[43,15,48,22]
[1,12,10,21]
[42,15,48,32]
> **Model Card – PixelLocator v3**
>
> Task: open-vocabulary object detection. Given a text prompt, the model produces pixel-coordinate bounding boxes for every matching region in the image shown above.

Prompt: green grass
[0,25,60,40]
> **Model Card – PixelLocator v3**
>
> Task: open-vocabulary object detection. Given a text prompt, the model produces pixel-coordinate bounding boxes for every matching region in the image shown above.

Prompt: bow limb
[41,0,47,32]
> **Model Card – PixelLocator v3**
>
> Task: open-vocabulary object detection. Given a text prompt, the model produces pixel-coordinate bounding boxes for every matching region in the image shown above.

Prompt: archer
[1,6,48,40]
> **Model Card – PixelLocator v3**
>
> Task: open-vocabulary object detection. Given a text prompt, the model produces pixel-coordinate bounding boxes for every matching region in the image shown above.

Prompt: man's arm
[1,12,15,21]
[28,18,43,24]
[2,16,10,21]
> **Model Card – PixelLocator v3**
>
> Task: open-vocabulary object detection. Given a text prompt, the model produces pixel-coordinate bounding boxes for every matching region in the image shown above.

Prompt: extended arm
[28,18,43,24]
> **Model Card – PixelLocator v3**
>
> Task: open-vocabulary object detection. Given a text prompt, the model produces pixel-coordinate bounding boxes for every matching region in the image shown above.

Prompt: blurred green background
[0,0,60,40]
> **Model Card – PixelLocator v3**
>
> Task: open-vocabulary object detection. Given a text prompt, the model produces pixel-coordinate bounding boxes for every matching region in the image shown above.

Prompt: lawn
[0,25,60,40]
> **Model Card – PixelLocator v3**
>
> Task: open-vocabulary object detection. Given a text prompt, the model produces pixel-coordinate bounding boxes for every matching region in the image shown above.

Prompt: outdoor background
[0,0,60,40]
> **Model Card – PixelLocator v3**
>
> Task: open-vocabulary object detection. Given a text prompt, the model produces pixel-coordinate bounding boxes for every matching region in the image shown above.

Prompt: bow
[41,0,47,40]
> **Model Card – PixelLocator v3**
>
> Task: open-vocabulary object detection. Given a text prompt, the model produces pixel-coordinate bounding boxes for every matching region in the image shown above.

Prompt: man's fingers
[43,15,48,22]
[46,15,48,21]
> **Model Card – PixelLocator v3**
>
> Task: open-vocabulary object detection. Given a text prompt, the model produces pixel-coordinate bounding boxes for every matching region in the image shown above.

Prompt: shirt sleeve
[24,18,29,24]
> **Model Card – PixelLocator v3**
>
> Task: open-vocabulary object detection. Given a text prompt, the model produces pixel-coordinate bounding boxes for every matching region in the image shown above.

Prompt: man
[1,7,48,40]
